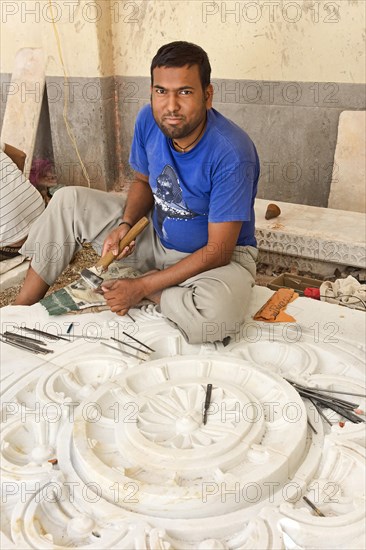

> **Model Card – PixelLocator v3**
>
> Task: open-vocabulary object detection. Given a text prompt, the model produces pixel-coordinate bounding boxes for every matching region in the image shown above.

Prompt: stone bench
[255,198,366,276]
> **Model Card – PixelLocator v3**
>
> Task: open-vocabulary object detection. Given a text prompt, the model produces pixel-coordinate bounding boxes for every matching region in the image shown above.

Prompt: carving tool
[122,331,155,352]
[304,387,366,398]
[59,334,109,341]
[290,382,359,409]
[0,335,52,355]
[101,342,147,361]
[302,496,325,517]
[3,331,47,346]
[309,397,332,426]
[319,400,364,423]
[297,391,363,422]
[287,380,365,424]
[203,383,213,425]
[80,217,149,289]
[307,418,317,434]
[111,336,150,355]
[21,327,69,341]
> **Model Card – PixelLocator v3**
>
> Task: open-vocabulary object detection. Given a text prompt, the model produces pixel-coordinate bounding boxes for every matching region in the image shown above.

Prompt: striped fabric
[0,150,45,246]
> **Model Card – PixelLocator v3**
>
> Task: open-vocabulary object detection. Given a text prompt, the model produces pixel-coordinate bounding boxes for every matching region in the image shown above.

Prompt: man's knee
[186,283,254,344]
[198,299,247,344]
[200,318,239,344]
[49,185,86,206]
[180,314,242,345]
[160,272,255,345]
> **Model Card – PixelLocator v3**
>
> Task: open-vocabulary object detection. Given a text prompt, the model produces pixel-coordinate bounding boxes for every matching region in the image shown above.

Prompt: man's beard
[152,102,207,140]
[155,118,197,140]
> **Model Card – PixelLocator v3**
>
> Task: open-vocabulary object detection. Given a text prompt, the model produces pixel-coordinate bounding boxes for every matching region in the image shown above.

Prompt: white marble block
[328,111,366,213]
[0,48,46,176]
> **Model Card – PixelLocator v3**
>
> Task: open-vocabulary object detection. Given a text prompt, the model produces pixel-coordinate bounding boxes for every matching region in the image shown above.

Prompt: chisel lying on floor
[80,217,149,288]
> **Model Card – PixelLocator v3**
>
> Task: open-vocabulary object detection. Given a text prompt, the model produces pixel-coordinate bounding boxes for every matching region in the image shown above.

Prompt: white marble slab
[0,48,46,176]
[1,287,365,549]
[255,198,366,268]
[328,111,366,213]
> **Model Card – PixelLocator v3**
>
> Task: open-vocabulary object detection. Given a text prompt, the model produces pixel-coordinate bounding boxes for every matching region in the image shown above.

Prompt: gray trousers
[20,187,258,344]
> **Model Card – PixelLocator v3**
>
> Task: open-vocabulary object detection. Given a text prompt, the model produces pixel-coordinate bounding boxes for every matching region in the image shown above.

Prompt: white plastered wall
[111,0,365,83]
[1,1,365,83]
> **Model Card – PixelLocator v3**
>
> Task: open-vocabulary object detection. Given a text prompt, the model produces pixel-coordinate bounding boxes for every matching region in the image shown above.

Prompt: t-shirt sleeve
[129,110,149,176]
[208,151,258,223]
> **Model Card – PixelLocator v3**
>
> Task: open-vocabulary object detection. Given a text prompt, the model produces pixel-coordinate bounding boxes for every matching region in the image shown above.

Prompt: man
[15,41,259,344]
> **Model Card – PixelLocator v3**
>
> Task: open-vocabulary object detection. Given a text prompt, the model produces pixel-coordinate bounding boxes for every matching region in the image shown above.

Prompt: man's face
[151,64,213,140]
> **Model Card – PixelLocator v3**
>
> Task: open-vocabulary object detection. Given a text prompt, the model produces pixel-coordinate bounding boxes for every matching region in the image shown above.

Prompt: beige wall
[111,0,365,83]
[1,1,365,83]
[0,0,108,77]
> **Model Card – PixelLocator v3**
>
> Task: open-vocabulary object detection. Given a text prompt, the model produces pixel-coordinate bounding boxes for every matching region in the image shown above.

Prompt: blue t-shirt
[129,105,259,253]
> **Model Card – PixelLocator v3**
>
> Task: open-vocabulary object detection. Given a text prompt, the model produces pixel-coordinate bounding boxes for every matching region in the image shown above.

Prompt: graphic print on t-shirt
[154,165,197,235]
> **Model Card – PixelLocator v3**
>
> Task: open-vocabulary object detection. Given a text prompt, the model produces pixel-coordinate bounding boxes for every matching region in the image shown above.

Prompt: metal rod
[101,342,146,361]
[307,417,318,434]
[309,397,332,426]
[302,392,362,421]
[122,331,155,352]
[59,334,109,341]
[21,327,69,341]
[291,382,359,409]
[1,335,52,354]
[292,382,358,409]
[303,496,325,517]
[286,379,366,398]
[126,313,136,323]
[0,336,51,355]
[203,383,213,425]
[110,336,150,355]
[298,391,364,423]
[306,387,366,399]
[320,400,364,423]
[3,331,47,346]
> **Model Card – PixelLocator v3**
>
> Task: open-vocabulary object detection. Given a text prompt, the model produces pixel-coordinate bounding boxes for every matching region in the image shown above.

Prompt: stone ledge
[255,199,366,269]
[0,259,29,291]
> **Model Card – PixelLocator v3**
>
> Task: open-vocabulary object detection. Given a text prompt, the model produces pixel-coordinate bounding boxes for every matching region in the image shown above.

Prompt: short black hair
[150,41,211,91]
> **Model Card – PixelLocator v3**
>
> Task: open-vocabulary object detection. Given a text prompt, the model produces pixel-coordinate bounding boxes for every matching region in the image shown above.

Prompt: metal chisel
[80,217,149,288]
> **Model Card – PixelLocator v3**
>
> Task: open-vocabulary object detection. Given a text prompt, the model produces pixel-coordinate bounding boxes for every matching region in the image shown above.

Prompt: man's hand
[101,224,136,261]
[101,221,245,316]
[101,278,146,316]
[101,171,152,262]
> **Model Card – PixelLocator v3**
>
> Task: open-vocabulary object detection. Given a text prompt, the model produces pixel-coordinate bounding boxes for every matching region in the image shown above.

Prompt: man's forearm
[122,177,154,226]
